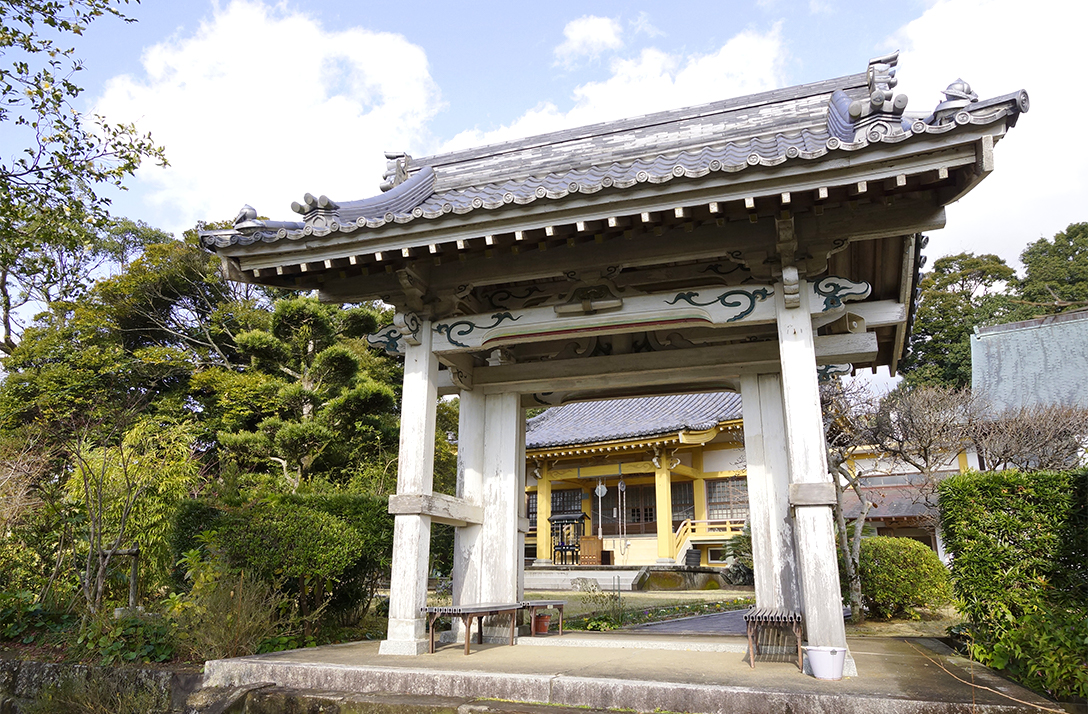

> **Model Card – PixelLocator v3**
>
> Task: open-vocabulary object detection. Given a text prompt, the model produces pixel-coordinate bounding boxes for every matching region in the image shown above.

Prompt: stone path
[625,608,750,635]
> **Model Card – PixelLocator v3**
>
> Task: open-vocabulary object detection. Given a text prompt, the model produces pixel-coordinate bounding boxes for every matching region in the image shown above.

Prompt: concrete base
[203,635,1054,713]
[378,639,430,656]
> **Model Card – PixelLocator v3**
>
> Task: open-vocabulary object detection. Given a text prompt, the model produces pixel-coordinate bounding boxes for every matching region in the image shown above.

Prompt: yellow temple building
[523,392,967,573]
[524,393,750,569]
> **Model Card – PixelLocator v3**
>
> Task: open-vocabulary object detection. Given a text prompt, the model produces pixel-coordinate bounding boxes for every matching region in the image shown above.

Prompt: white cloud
[448,26,785,152]
[887,0,1088,268]
[630,11,665,38]
[92,0,441,235]
[808,0,834,13]
[553,15,624,69]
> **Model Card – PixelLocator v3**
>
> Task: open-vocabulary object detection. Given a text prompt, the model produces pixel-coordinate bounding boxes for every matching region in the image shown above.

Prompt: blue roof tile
[526,392,742,449]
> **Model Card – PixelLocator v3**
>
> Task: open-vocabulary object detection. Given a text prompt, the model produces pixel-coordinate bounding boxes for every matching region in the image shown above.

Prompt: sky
[57,0,1085,275]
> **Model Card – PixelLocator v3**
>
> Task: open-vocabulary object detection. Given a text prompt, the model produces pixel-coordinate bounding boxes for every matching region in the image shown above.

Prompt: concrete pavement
[202,629,1059,713]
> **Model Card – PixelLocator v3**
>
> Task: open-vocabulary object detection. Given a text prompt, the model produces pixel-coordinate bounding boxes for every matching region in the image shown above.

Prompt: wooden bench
[521,599,566,636]
[422,602,521,655]
[743,607,803,670]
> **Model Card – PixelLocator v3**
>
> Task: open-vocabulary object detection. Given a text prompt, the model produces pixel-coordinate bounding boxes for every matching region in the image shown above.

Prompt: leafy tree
[218,297,395,490]
[66,417,198,613]
[0,1,167,353]
[899,253,1015,388]
[1016,222,1088,314]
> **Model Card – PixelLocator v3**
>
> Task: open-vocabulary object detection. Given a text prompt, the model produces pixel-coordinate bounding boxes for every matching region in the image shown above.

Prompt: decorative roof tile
[526,392,743,450]
[201,54,1027,250]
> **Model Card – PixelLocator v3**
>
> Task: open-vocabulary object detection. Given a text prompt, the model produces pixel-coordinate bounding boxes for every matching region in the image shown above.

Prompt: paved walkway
[625,607,749,635]
[627,606,851,636]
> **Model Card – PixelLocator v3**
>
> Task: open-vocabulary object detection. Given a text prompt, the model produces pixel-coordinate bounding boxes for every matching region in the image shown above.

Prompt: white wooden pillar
[479,392,525,636]
[451,388,485,636]
[379,319,438,656]
[776,281,848,649]
[739,373,802,612]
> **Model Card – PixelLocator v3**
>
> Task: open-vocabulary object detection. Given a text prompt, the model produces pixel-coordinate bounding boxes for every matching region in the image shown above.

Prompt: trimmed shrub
[857,536,952,619]
[278,493,394,626]
[220,505,364,582]
[939,468,1088,699]
[939,469,1082,625]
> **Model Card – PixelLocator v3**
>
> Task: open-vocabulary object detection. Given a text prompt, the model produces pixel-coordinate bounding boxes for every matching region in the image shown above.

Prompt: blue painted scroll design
[433,312,522,348]
[393,311,423,345]
[812,277,871,311]
[367,324,405,356]
[485,285,545,310]
[817,363,853,382]
[665,287,772,322]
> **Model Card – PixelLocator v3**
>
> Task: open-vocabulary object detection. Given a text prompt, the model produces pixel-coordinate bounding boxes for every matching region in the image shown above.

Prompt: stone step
[524,568,639,591]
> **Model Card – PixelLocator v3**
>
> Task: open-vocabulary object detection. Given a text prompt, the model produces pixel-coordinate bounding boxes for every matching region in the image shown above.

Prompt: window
[671,481,695,524]
[707,547,729,564]
[526,492,537,529]
[590,483,658,535]
[706,477,748,521]
[551,488,582,514]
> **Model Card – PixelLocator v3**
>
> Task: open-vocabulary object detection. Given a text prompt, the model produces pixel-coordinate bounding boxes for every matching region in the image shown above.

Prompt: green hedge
[856,536,952,619]
[939,469,1088,699]
[171,494,395,631]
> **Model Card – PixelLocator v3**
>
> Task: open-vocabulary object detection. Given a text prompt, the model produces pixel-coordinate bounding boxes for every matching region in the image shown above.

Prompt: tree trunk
[299,576,311,640]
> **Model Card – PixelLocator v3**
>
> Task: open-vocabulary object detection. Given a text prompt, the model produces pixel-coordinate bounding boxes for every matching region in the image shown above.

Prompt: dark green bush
[856,536,952,619]
[278,493,394,626]
[939,469,1088,699]
[169,495,394,638]
[220,504,364,581]
[169,499,225,590]
[938,469,1082,625]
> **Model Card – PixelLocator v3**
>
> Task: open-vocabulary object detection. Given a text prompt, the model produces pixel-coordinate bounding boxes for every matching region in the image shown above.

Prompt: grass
[526,590,963,638]
[524,589,755,618]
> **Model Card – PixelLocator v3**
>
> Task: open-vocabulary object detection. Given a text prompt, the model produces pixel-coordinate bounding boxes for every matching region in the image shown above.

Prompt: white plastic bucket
[805,646,846,680]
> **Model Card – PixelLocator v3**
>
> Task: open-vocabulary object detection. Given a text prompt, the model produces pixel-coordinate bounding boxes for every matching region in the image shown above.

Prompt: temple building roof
[200,53,1028,390]
[202,53,1026,251]
[526,392,742,450]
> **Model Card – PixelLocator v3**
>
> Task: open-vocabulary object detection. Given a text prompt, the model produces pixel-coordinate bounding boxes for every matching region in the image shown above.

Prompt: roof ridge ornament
[826,52,911,144]
[380,151,412,192]
[930,78,979,124]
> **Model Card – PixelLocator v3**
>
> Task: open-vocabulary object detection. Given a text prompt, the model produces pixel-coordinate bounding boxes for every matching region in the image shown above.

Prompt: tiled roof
[201,54,1028,249]
[842,486,934,520]
[526,392,742,450]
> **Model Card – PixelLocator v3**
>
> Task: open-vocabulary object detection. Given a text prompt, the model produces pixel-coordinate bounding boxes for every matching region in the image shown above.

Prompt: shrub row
[939,468,1088,700]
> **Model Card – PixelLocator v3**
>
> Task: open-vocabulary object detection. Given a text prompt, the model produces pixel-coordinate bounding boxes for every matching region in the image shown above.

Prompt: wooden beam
[475,332,877,395]
[319,197,945,304]
[388,493,484,527]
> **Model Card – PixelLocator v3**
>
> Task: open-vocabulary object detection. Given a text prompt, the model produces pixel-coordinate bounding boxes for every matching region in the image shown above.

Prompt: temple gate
[202,54,1026,660]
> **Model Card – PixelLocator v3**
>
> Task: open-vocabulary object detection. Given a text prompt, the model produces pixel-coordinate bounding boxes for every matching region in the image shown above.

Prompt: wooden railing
[672,519,746,560]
